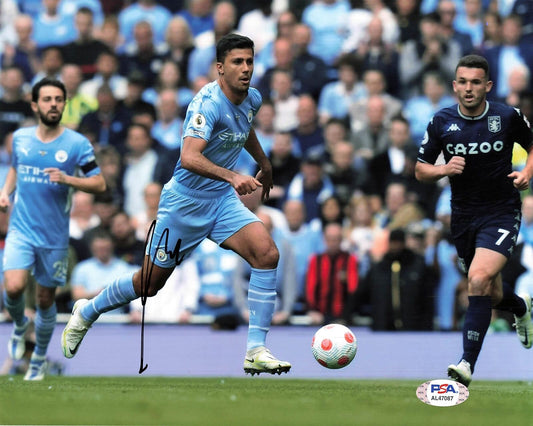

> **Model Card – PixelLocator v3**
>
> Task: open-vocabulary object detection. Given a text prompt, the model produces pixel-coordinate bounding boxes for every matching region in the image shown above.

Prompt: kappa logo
[447,123,461,132]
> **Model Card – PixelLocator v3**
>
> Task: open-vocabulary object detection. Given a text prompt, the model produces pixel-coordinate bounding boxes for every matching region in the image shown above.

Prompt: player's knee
[468,269,493,295]
[3,278,26,298]
[254,244,279,269]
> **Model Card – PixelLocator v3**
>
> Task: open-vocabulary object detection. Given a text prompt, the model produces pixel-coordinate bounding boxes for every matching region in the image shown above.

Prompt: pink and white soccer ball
[311,324,357,369]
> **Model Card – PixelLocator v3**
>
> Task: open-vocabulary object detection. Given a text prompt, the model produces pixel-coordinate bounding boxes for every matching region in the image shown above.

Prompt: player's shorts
[3,231,69,287]
[450,209,521,273]
[146,180,260,268]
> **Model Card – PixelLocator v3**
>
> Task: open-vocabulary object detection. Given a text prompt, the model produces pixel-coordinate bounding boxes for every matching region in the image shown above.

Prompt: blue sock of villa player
[246,268,277,351]
[493,281,527,316]
[34,304,57,356]
[461,295,492,371]
[3,290,27,327]
[81,272,137,322]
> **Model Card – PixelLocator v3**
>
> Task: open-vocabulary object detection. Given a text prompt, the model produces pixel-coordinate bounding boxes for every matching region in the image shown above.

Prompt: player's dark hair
[456,55,490,79]
[216,34,254,63]
[31,78,67,102]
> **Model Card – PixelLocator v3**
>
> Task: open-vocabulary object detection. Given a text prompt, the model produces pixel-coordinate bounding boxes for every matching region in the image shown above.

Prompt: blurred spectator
[310,195,345,232]
[317,53,366,126]
[291,95,325,158]
[95,146,124,207]
[349,69,403,134]
[322,118,352,165]
[60,64,98,130]
[453,0,484,50]
[356,228,434,330]
[96,15,125,53]
[365,115,419,200]
[352,15,401,97]
[71,231,137,316]
[60,0,104,28]
[130,258,201,323]
[511,0,533,43]
[436,0,475,56]
[179,0,214,39]
[301,0,350,67]
[340,0,372,55]
[118,0,172,47]
[0,67,34,137]
[61,7,111,80]
[306,222,358,325]
[193,239,241,321]
[69,191,100,241]
[280,199,323,314]
[270,69,299,132]
[395,0,421,46]
[485,14,533,101]
[30,45,63,86]
[119,21,167,88]
[79,51,129,101]
[263,131,301,209]
[131,181,162,241]
[479,10,502,54]
[142,59,194,112]
[289,23,331,100]
[362,0,400,47]
[403,71,456,145]
[32,0,76,50]
[350,94,390,161]
[236,0,276,54]
[109,211,145,266]
[187,1,237,83]
[501,63,530,107]
[324,141,367,209]
[0,0,18,51]
[253,99,276,154]
[81,192,121,257]
[519,194,533,245]
[286,151,335,224]
[79,84,132,155]
[399,12,461,100]
[151,88,183,153]
[343,194,380,278]
[161,16,195,88]
[118,71,157,119]
[122,123,159,217]
[1,14,39,83]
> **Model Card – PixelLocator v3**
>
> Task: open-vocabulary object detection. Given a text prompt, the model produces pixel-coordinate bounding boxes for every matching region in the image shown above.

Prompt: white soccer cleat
[514,294,533,349]
[61,299,93,359]
[7,317,32,360]
[24,354,47,381]
[447,359,472,387]
[243,346,291,376]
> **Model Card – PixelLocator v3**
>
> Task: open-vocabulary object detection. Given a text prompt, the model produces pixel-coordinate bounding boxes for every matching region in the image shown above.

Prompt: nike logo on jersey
[447,123,461,132]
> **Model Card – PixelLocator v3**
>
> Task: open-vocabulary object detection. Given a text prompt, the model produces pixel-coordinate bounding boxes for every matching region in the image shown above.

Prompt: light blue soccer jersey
[9,126,100,248]
[173,80,262,191]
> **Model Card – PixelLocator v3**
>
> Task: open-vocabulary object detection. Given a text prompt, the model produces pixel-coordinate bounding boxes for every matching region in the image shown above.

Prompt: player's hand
[508,170,531,191]
[44,168,68,185]
[231,174,262,196]
[446,156,465,176]
[0,193,10,212]
[255,167,273,202]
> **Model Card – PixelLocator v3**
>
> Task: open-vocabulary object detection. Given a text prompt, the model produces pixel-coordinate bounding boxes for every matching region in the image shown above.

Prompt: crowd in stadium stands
[2,0,533,335]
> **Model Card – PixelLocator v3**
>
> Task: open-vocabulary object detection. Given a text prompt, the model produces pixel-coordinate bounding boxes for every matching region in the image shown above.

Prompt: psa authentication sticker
[192,113,206,129]
[416,380,469,407]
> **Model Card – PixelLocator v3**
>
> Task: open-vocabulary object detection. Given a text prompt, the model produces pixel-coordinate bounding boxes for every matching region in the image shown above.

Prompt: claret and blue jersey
[172,80,262,192]
[9,126,100,249]
[417,101,533,214]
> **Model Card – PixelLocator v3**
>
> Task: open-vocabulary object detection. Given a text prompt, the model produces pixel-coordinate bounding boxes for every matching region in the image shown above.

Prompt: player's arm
[415,156,465,183]
[508,145,533,191]
[243,127,273,201]
[181,135,262,196]
[44,168,106,193]
[0,166,17,211]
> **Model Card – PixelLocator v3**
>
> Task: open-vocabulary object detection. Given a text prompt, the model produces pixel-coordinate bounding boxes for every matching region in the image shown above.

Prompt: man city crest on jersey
[488,116,501,133]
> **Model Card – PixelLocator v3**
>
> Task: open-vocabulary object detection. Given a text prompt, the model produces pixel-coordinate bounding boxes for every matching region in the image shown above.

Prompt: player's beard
[38,108,62,127]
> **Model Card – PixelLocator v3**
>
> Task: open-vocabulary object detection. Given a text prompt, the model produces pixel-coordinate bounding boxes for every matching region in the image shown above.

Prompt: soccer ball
[311,324,357,369]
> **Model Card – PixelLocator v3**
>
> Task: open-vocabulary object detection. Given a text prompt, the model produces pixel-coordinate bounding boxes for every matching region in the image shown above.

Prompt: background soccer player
[0,78,106,380]
[415,54,533,386]
[62,34,291,376]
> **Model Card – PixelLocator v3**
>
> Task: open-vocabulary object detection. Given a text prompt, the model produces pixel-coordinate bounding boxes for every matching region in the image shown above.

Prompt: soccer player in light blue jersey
[0,78,106,380]
[62,34,291,376]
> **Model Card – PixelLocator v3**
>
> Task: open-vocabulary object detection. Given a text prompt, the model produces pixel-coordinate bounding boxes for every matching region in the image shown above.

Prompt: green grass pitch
[1,377,533,425]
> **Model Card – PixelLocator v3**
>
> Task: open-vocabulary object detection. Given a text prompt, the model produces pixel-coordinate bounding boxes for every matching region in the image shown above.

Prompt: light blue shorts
[146,180,260,268]
[3,231,69,287]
